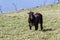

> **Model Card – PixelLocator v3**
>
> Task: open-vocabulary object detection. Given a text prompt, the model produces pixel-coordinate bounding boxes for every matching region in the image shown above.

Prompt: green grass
[0,3,60,40]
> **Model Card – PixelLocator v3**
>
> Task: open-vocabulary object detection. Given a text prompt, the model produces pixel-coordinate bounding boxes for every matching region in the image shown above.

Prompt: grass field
[0,3,60,40]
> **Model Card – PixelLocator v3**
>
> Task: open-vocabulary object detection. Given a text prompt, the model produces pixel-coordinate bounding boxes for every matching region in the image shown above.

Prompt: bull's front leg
[29,23,32,30]
[35,24,38,30]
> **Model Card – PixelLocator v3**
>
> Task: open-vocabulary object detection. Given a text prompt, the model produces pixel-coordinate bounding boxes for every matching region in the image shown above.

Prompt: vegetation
[0,3,60,40]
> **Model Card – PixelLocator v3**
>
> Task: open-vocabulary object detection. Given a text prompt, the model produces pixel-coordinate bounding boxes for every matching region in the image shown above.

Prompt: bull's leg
[29,25,32,30]
[40,23,43,30]
[35,25,38,30]
[40,16,43,30]
[29,23,32,30]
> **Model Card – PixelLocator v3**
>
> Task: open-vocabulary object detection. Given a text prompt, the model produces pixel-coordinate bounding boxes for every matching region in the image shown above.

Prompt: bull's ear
[27,11,34,14]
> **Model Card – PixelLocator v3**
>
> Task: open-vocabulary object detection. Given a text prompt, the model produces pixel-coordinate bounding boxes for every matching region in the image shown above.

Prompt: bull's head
[28,11,34,20]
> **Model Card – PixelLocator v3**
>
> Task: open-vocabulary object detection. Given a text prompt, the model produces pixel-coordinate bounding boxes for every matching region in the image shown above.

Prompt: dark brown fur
[28,11,43,30]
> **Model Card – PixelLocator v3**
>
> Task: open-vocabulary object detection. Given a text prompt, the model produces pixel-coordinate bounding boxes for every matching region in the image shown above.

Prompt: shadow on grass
[42,28,56,32]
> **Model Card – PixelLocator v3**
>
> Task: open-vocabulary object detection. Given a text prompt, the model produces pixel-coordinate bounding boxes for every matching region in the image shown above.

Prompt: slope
[0,3,60,40]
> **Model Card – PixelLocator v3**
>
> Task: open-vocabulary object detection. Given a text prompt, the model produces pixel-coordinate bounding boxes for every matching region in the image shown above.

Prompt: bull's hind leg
[40,23,43,30]
[35,25,38,30]
[40,16,43,30]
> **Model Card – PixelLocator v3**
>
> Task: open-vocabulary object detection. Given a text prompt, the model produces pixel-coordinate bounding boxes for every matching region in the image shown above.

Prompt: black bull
[28,11,43,30]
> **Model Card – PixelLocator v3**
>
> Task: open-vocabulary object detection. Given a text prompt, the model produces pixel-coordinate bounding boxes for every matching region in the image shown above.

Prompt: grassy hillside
[0,3,60,40]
